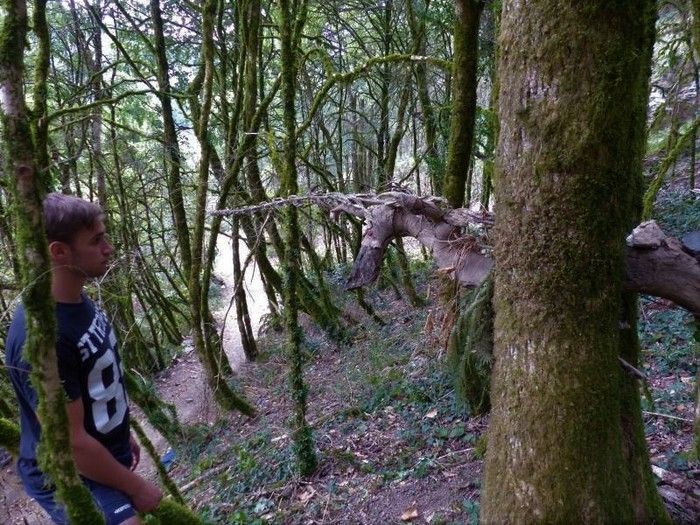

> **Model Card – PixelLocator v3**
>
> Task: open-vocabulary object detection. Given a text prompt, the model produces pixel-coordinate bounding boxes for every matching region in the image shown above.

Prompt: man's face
[56,219,114,278]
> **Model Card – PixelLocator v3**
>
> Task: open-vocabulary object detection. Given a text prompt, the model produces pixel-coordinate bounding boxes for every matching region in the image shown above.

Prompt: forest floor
[160,273,699,525]
[1,189,699,524]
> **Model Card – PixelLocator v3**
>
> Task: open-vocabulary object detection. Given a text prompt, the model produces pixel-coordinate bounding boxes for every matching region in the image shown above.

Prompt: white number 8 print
[87,348,127,434]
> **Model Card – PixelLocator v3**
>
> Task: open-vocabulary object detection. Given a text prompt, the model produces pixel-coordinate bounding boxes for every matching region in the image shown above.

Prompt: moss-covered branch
[0,0,104,521]
[642,114,700,218]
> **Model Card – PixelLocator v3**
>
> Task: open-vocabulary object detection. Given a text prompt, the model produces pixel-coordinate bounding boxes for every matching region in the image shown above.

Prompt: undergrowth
[640,187,699,471]
[168,262,484,524]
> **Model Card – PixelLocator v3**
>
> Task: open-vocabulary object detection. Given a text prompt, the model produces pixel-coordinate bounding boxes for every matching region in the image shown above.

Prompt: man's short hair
[42,193,104,244]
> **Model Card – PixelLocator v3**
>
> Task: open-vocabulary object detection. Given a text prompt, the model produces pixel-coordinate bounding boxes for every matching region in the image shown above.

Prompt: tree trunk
[278,0,317,476]
[407,0,441,193]
[443,0,483,208]
[0,1,104,521]
[151,0,193,281]
[189,0,253,415]
[482,2,668,522]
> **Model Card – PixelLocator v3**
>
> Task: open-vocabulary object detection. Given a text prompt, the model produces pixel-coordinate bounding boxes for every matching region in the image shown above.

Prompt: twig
[642,411,693,424]
[179,460,234,493]
[618,357,647,380]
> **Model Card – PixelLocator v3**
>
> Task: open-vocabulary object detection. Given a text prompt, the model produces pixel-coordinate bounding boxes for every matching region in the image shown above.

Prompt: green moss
[131,419,185,505]
[447,274,494,415]
[483,1,663,522]
[473,435,487,460]
[0,418,19,456]
[148,499,202,525]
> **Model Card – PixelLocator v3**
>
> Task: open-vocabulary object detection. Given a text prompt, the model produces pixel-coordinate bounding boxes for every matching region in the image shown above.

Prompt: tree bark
[278,0,317,476]
[443,0,483,208]
[482,2,667,522]
[151,0,193,281]
[0,0,104,521]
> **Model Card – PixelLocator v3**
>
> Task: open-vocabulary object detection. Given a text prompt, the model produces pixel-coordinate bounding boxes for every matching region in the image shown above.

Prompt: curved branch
[209,192,700,314]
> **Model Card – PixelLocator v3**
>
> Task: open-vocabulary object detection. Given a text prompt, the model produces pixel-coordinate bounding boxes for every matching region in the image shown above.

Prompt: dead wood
[209,191,700,315]
[625,221,700,316]
[332,195,700,316]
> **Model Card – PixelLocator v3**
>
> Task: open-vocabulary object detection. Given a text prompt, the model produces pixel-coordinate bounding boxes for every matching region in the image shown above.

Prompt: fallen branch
[210,193,700,314]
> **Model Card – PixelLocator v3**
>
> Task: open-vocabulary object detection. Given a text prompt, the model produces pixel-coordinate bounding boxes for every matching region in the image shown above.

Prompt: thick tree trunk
[482,2,667,522]
[442,0,483,208]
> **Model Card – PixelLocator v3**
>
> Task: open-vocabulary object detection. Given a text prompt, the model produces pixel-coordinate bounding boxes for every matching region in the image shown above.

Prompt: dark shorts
[18,454,137,525]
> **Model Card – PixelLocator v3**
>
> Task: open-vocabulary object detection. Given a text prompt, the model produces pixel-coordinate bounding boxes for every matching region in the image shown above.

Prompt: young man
[5,193,162,524]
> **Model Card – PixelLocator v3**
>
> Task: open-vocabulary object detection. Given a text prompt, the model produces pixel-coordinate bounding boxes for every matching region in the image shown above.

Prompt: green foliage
[147,499,203,525]
[639,300,696,375]
[462,498,480,525]
[447,274,494,415]
[0,417,19,456]
[654,190,700,237]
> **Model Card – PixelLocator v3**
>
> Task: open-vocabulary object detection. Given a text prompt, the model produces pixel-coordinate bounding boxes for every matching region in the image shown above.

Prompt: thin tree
[443,0,484,208]
[0,0,104,521]
[278,0,318,476]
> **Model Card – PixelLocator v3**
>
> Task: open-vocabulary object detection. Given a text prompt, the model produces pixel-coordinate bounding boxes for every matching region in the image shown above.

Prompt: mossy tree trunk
[89,1,106,207]
[151,0,193,282]
[375,0,392,189]
[278,0,317,476]
[482,1,668,522]
[189,0,254,416]
[693,0,700,60]
[480,2,500,210]
[233,0,263,361]
[407,0,442,193]
[442,0,484,209]
[0,1,104,522]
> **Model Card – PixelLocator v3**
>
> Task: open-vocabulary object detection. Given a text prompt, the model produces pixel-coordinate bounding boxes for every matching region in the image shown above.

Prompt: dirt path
[0,236,267,523]
[138,237,268,471]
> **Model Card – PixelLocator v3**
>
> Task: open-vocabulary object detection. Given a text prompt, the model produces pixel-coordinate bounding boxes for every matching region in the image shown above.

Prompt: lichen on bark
[482,1,668,522]
[0,1,103,522]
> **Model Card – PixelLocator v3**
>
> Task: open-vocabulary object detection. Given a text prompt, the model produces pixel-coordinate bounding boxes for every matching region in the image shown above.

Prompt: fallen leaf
[400,507,419,521]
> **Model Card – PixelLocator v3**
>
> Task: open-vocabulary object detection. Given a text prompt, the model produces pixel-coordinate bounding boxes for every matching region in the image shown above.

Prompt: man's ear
[48,240,70,262]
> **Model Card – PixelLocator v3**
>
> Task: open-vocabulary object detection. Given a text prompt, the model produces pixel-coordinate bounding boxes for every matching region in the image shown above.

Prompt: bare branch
[210,194,700,314]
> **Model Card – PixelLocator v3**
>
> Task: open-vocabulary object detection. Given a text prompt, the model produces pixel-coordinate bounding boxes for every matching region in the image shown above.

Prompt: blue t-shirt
[5,296,131,460]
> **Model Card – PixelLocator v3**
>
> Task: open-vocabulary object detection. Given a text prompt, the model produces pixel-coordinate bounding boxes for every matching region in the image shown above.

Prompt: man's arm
[65,398,162,512]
